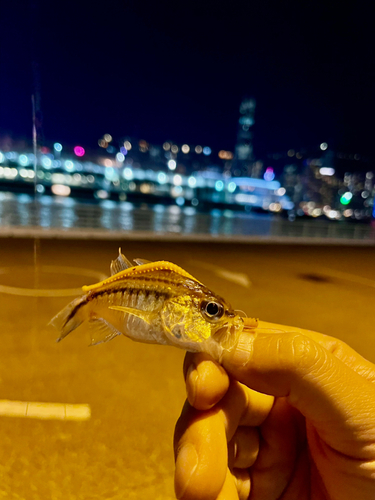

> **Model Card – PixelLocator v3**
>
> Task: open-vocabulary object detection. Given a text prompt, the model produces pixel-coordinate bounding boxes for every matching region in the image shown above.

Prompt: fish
[50,249,258,361]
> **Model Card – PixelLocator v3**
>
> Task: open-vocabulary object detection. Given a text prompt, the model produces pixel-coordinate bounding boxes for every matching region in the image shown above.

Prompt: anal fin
[88,317,122,346]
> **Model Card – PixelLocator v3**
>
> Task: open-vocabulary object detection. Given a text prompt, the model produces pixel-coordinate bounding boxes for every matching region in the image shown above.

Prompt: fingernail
[186,364,198,406]
[175,443,198,499]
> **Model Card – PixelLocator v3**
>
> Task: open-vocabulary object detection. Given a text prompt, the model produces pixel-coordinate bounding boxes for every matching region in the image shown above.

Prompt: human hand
[174,320,375,499]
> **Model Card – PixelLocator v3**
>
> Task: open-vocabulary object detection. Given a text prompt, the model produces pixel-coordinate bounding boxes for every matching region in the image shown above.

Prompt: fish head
[161,292,244,359]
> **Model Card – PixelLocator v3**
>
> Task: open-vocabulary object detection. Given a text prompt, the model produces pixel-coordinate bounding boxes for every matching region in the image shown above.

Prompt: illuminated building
[232,97,256,177]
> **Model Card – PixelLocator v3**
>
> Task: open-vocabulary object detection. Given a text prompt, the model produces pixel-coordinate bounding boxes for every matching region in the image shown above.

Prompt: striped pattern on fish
[50,249,257,361]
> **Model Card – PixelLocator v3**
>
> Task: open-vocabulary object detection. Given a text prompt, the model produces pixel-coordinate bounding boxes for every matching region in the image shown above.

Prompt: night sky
[1,0,374,157]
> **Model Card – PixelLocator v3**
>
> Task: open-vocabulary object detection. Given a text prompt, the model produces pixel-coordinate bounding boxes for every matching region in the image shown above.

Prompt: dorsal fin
[82,260,201,292]
[133,258,152,266]
[110,248,133,276]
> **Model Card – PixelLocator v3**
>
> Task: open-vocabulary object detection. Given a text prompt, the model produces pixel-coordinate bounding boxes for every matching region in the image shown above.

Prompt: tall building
[233,97,256,176]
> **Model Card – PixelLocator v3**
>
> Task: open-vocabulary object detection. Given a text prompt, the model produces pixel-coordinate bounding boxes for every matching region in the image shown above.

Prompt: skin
[174,320,375,500]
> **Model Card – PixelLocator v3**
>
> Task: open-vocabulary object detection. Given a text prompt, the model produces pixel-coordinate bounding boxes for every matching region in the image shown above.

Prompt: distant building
[232,97,257,177]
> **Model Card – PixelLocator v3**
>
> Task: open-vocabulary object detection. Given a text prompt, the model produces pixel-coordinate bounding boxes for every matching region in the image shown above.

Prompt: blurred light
[191,198,199,206]
[312,208,322,217]
[41,156,52,168]
[203,147,211,156]
[235,194,257,204]
[74,146,85,157]
[343,209,353,217]
[361,191,369,198]
[319,167,335,176]
[296,152,302,159]
[140,183,152,194]
[287,149,295,157]
[195,145,203,154]
[366,172,373,179]
[277,187,286,196]
[64,160,74,171]
[139,140,149,152]
[98,139,108,148]
[263,167,275,182]
[104,134,112,142]
[124,141,132,150]
[188,176,197,188]
[215,180,224,192]
[181,144,190,154]
[106,145,115,153]
[171,186,183,197]
[171,145,179,154]
[53,142,63,152]
[51,184,71,196]
[123,167,133,180]
[0,152,4,163]
[116,152,125,162]
[173,174,182,186]
[120,147,128,155]
[36,184,45,193]
[320,142,328,151]
[168,159,177,170]
[328,210,338,219]
[163,142,171,151]
[157,172,167,184]
[104,167,115,180]
[18,154,29,166]
[340,192,353,205]
[176,196,185,206]
[104,159,113,167]
[228,182,236,193]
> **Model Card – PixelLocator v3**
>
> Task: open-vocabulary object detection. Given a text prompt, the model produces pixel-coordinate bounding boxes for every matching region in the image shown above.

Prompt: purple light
[74,146,85,157]
[120,147,128,155]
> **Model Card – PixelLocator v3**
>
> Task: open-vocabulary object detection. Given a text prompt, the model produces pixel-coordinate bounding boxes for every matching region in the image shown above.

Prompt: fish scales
[50,251,257,361]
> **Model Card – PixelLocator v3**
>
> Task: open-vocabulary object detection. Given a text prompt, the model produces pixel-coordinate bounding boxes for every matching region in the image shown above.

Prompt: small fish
[50,249,258,361]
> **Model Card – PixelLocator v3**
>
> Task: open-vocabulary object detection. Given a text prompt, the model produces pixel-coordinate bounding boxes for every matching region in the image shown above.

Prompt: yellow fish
[50,250,257,361]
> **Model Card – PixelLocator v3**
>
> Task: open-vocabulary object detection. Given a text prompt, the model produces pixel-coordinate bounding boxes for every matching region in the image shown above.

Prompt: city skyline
[0,1,374,158]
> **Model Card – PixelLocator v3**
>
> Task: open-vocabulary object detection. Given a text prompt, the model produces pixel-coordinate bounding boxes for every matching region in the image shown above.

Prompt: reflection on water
[0,192,374,241]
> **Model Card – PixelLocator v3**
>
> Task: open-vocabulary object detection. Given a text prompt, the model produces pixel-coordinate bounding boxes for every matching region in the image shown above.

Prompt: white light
[328,210,338,219]
[96,190,109,199]
[168,159,177,170]
[320,142,328,151]
[163,142,171,151]
[18,155,29,166]
[116,152,125,162]
[41,156,52,168]
[54,142,63,152]
[123,167,133,180]
[228,182,236,193]
[64,160,74,171]
[195,145,203,154]
[171,145,179,153]
[319,167,335,176]
[51,184,71,196]
[203,146,211,156]
[188,176,197,188]
[124,141,132,150]
[277,187,286,196]
[181,144,190,154]
[157,172,167,184]
[36,184,45,193]
[173,174,182,186]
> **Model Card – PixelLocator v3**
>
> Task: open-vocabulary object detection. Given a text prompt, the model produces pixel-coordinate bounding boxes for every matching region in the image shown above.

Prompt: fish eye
[200,300,224,322]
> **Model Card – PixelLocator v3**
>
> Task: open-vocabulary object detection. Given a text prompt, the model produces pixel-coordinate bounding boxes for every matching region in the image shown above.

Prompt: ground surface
[0,238,375,499]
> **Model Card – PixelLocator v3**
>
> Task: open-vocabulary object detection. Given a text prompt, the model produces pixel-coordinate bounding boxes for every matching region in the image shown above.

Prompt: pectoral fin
[88,317,122,345]
[108,305,153,325]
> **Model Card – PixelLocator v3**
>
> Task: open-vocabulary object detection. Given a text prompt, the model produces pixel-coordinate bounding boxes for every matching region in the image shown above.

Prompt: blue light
[264,167,275,182]
[215,180,224,192]
[176,196,185,206]
[203,147,212,156]
[54,142,63,152]
[157,172,167,184]
[64,160,74,171]
[41,156,52,168]
[18,154,29,166]
[228,182,236,193]
[120,147,128,155]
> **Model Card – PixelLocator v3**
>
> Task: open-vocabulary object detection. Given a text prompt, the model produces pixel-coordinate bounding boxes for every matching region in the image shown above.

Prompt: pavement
[1,237,375,499]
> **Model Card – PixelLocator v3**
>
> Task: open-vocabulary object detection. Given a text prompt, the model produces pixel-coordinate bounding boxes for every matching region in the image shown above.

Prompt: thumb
[221,325,375,458]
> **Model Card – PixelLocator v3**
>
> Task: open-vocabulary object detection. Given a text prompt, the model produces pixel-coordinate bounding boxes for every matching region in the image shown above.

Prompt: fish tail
[50,295,87,342]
